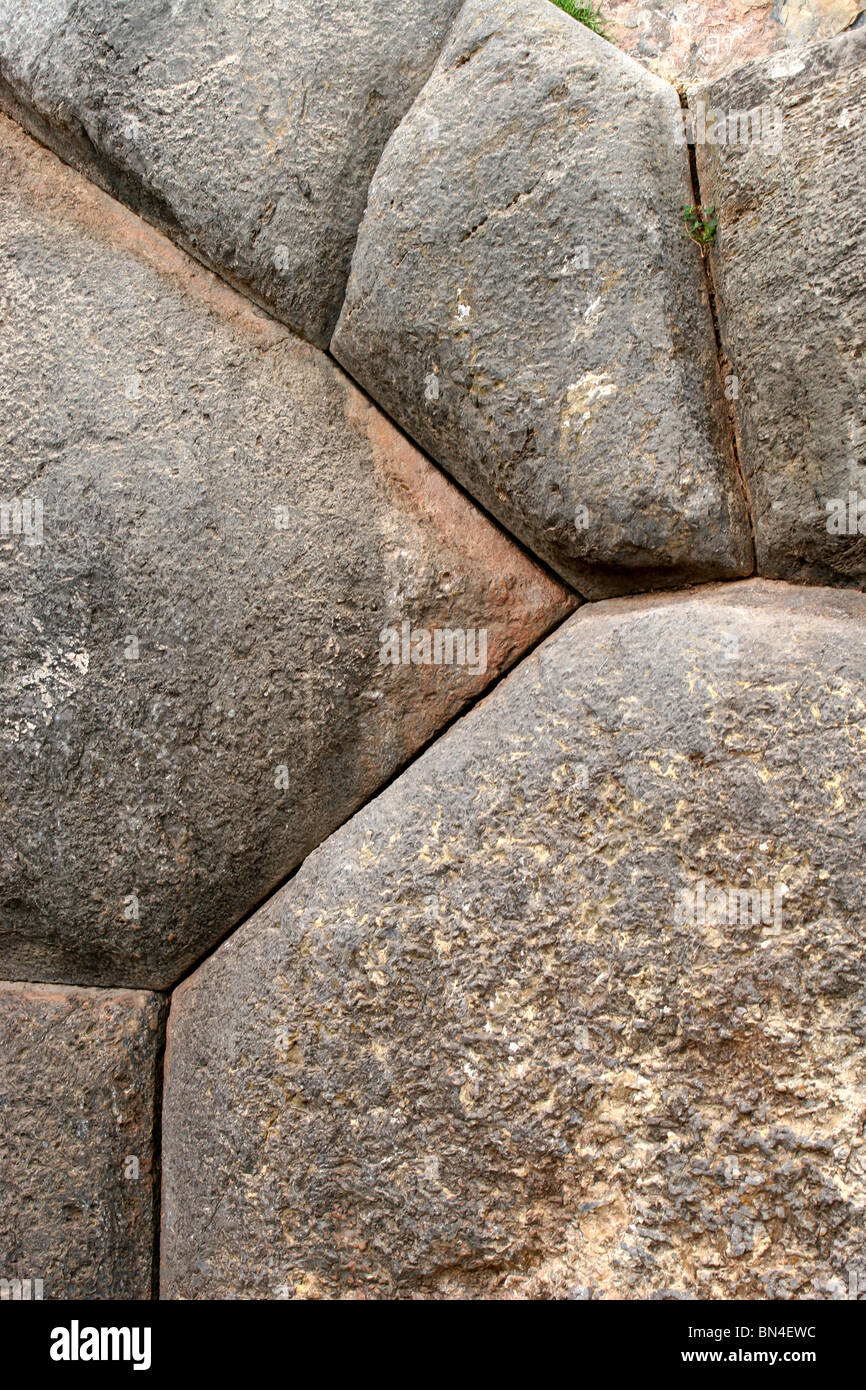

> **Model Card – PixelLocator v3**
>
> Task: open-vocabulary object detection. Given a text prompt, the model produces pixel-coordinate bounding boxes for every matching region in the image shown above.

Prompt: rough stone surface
[0,115,572,991]
[693,28,866,588]
[162,580,866,1300]
[606,0,862,85]
[0,980,164,1300]
[0,0,464,348]
[332,0,753,600]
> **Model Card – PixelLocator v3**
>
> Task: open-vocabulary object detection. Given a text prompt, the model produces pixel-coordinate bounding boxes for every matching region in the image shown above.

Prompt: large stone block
[0,981,164,1300]
[692,28,866,587]
[0,115,572,990]
[605,0,861,85]
[332,0,753,599]
[0,0,464,347]
[162,580,866,1299]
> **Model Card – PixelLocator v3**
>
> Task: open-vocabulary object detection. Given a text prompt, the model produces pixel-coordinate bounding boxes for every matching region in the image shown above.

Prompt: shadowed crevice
[679,87,757,567]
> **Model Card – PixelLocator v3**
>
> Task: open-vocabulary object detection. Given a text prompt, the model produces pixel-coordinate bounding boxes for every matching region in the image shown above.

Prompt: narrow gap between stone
[150,1006,168,1299]
[679,89,757,565]
[4,89,771,1296]
[162,588,578,999]
[150,587,581,1289]
[323,348,588,598]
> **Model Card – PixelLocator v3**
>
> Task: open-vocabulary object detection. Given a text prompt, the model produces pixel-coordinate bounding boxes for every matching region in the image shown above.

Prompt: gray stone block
[692,28,866,586]
[162,579,866,1299]
[0,0,464,347]
[0,115,572,989]
[0,980,164,1300]
[333,0,753,598]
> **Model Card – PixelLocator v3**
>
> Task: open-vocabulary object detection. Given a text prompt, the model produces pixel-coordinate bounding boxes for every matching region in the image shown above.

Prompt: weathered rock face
[0,115,572,991]
[162,580,866,1300]
[332,0,753,600]
[0,0,464,348]
[606,0,862,85]
[0,981,164,1300]
[692,29,866,588]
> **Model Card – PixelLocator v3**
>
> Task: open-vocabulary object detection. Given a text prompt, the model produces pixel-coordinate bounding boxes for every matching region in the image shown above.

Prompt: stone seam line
[0,5,829,1297]
[0,4,769,1003]
[0,0,755,596]
[679,87,758,560]
[0,0,470,347]
[146,591,580,1288]
[0,33,768,1000]
[0,102,579,989]
[334,0,761,597]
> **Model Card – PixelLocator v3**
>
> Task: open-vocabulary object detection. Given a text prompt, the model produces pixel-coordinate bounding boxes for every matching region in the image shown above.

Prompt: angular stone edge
[689,26,866,588]
[159,577,866,1298]
[332,0,755,600]
[0,4,465,349]
[0,110,577,992]
[0,980,166,1300]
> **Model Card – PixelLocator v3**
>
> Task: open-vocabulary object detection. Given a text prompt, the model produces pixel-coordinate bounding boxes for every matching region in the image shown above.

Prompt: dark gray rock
[332,0,753,599]
[0,115,572,990]
[162,579,866,1299]
[692,28,866,587]
[0,0,464,348]
[0,980,164,1300]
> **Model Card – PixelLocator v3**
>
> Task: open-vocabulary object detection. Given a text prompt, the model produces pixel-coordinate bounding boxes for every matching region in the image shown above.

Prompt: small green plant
[549,1,611,39]
[682,203,718,255]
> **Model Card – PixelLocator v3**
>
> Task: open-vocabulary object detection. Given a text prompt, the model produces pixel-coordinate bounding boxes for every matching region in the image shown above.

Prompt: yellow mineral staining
[648,756,685,780]
[531,1087,558,1116]
[822,771,847,812]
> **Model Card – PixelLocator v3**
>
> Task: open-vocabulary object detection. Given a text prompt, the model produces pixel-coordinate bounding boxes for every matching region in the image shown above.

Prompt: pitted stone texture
[162,581,866,1300]
[0,0,464,349]
[0,981,164,1300]
[332,0,752,600]
[0,116,572,990]
[692,29,866,588]
[606,0,861,85]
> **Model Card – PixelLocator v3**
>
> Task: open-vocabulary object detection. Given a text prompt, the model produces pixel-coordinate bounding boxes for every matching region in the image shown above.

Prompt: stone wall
[0,0,863,1301]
